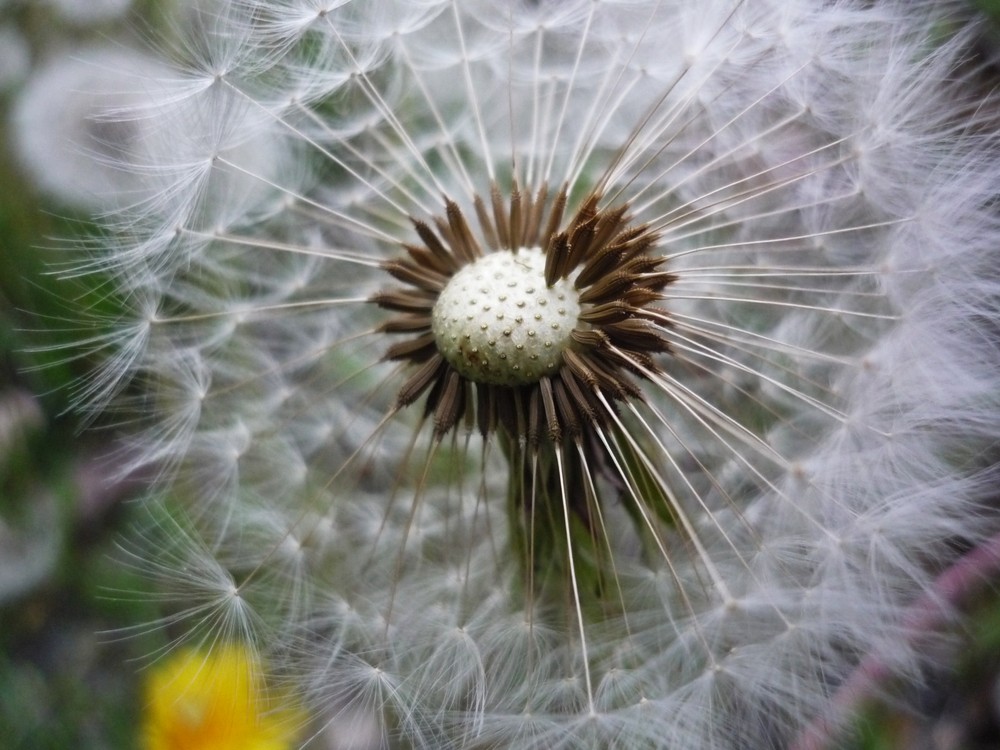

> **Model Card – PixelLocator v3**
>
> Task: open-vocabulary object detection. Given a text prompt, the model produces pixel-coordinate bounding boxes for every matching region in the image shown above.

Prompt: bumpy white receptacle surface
[431,248,580,386]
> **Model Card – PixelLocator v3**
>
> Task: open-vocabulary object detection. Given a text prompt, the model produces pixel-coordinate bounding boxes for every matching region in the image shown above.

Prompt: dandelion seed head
[45,0,133,26]
[0,25,28,91]
[70,0,1000,747]
[11,45,172,210]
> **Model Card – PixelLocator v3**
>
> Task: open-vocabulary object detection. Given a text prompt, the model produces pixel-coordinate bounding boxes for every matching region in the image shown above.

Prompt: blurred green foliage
[0,3,169,748]
[976,0,1000,22]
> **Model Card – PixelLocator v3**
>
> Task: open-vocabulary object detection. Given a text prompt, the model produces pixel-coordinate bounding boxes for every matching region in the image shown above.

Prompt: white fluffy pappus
[74,1,1000,748]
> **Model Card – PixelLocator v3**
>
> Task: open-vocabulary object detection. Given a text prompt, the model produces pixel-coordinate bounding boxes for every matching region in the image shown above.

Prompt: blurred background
[0,1,999,748]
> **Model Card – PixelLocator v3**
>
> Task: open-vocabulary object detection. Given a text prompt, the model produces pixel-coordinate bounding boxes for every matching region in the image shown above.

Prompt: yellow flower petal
[141,645,305,750]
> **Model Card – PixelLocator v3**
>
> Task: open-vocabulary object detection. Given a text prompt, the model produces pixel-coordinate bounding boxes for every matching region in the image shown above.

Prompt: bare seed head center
[431,248,579,386]
[373,183,673,442]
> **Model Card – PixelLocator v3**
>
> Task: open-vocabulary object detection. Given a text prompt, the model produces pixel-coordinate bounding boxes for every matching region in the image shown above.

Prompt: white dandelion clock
[44,0,133,26]
[77,1,1000,748]
[11,45,173,210]
[11,41,286,219]
[0,24,29,92]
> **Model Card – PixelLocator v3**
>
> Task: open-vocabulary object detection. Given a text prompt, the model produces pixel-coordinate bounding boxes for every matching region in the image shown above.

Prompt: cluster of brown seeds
[371,182,675,446]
